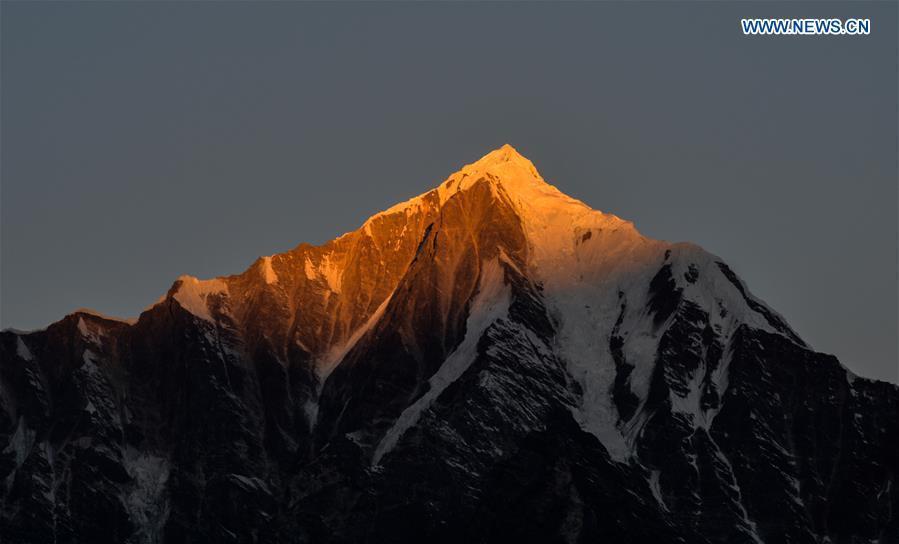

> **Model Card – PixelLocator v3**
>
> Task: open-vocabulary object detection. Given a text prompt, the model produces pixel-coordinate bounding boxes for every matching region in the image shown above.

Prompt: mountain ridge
[1,145,896,543]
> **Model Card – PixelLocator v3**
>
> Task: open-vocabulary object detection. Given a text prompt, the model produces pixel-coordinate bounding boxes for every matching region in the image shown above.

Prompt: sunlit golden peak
[468,143,532,170]
[449,143,549,195]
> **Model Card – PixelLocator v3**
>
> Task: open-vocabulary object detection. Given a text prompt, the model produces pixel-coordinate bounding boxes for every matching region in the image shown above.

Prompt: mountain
[2,145,896,544]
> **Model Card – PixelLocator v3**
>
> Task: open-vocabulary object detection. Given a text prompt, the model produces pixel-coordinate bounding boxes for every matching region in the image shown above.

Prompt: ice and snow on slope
[301,256,313,279]
[123,447,170,542]
[521,214,663,461]
[260,256,278,285]
[358,144,597,229]
[3,415,37,471]
[372,257,512,465]
[305,285,401,430]
[148,144,803,457]
[76,315,112,348]
[424,145,805,459]
[648,470,667,511]
[16,337,32,361]
[172,275,229,322]
[634,244,801,427]
[300,253,343,293]
[425,145,663,460]
[318,290,396,381]
[77,316,90,336]
[317,254,343,294]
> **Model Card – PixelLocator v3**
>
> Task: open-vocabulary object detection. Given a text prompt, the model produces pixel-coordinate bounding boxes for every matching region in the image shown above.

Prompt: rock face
[2,145,896,543]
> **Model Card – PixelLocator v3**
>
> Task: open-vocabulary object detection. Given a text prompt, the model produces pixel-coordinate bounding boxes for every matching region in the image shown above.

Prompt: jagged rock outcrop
[2,145,896,543]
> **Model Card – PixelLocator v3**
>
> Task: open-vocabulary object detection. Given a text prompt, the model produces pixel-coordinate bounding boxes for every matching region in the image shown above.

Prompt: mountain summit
[2,146,897,543]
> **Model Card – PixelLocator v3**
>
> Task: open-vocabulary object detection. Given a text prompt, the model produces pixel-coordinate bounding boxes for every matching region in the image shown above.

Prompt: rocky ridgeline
[2,146,896,543]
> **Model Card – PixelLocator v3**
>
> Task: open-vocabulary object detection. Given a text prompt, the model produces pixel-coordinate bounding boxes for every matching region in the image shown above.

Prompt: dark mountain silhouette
[2,145,896,543]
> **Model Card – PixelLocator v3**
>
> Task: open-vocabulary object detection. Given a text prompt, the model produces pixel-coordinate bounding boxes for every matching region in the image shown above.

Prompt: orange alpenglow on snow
[147,144,794,460]
[6,144,891,544]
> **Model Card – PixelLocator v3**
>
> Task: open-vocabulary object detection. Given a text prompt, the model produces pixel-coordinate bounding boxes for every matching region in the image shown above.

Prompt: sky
[1,2,896,383]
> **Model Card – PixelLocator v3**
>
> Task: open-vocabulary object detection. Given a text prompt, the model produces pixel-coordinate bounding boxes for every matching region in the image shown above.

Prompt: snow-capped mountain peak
[1,145,895,544]
[159,146,804,442]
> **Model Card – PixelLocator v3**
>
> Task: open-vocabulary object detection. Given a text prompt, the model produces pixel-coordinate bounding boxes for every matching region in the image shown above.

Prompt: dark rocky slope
[2,146,896,543]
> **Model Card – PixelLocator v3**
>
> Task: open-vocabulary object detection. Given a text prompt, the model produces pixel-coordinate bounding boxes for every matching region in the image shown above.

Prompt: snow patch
[303,398,320,432]
[301,253,344,293]
[303,256,316,279]
[16,337,33,361]
[519,206,659,460]
[318,253,343,293]
[707,435,765,544]
[81,349,103,376]
[76,317,106,347]
[228,473,271,495]
[3,416,36,469]
[669,365,705,424]
[77,316,89,335]
[373,257,511,465]
[172,275,229,322]
[317,289,395,380]
[123,447,170,543]
[260,256,278,285]
[648,470,667,511]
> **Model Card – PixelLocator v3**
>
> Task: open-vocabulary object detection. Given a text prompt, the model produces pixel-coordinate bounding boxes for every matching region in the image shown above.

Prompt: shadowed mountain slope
[2,145,896,543]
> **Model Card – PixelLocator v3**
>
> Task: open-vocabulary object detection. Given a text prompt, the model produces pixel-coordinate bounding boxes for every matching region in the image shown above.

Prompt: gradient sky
[2,2,896,383]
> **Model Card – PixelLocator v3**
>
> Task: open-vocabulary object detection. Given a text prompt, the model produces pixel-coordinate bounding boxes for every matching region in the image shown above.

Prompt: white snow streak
[648,470,667,511]
[483,150,658,461]
[372,258,511,465]
[317,289,396,381]
[303,256,316,279]
[76,317,106,347]
[260,256,278,285]
[172,275,228,322]
[3,416,36,468]
[318,254,343,294]
[16,337,32,361]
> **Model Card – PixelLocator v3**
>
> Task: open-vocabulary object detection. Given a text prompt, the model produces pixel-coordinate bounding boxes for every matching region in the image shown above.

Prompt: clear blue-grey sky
[1,2,896,383]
